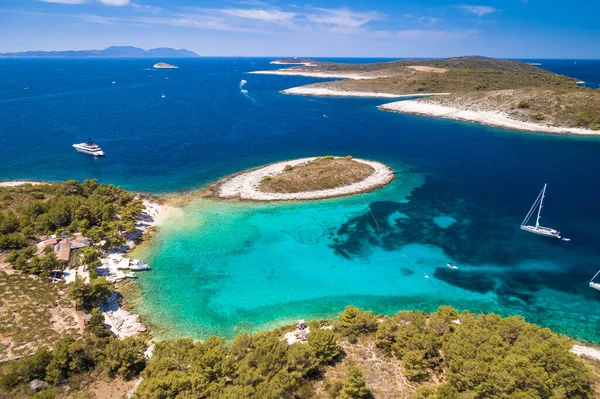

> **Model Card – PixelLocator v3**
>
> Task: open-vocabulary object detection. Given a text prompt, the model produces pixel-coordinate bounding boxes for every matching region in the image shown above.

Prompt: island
[251,56,600,134]
[152,62,178,69]
[269,57,318,66]
[0,46,198,58]
[212,156,395,201]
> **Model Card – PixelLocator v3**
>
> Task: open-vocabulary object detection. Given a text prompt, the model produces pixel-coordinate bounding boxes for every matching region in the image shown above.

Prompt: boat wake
[239,80,255,103]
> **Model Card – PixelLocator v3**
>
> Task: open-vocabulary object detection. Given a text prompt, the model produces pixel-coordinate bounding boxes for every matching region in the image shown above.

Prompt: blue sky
[1,0,598,57]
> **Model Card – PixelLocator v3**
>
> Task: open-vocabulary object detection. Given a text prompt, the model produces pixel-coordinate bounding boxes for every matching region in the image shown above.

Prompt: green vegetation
[532,113,545,120]
[0,335,146,392]
[134,327,342,399]
[1,306,596,398]
[0,179,144,275]
[259,157,375,194]
[67,276,113,308]
[339,365,371,399]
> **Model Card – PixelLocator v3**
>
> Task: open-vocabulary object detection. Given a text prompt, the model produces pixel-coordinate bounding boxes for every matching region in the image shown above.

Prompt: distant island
[252,56,600,135]
[211,156,394,201]
[0,46,199,58]
[153,62,178,69]
[270,57,317,66]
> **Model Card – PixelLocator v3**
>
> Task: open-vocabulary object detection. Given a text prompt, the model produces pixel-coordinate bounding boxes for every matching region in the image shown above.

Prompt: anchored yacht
[73,139,104,156]
[521,184,565,239]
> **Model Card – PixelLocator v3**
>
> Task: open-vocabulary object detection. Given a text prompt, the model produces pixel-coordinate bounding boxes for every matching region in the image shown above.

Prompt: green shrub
[283,164,294,171]
[339,365,371,399]
[334,306,378,336]
[532,113,545,120]
[103,337,147,379]
[517,100,530,108]
[307,323,341,364]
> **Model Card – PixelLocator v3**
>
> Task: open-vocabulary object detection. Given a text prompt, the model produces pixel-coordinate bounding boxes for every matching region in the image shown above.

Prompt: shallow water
[2,58,600,342]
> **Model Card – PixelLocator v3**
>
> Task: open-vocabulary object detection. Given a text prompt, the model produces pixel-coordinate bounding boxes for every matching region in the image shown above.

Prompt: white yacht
[521,184,562,239]
[73,139,104,156]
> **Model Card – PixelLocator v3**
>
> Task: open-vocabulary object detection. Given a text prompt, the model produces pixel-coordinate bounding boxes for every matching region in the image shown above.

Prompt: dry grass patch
[406,66,448,73]
[313,336,420,399]
[0,269,80,360]
[259,156,375,194]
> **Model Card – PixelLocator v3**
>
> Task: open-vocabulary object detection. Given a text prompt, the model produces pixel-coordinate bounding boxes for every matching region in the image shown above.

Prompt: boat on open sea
[447,262,458,269]
[590,270,600,291]
[73,138,104,156]
[521,184,563,239]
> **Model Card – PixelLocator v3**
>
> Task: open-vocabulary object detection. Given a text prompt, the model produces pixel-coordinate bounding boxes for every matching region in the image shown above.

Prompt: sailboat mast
[536,184,547,228]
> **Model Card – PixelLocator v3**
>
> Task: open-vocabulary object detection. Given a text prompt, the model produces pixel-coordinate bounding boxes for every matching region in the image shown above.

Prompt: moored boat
[590,270,600,291]
[520,184,564,239]
[73,138,104,156]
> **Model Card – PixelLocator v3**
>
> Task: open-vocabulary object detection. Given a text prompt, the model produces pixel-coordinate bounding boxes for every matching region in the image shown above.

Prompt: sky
[0,0,598,58]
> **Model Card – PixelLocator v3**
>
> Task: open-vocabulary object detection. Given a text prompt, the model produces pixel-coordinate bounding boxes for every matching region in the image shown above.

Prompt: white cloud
[458,5,497,17]
[220,8,296,21]
[418,16,443,25]
[99,0,130,5]
[38,0,87,4]
[389,29,478,40]
[306,7,384,29]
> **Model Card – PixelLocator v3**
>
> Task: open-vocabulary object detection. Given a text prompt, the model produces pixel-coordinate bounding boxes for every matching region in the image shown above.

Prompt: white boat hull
[130,266,150,271]
[520,225,560,239]
[590,282,600,291]
[73,145,104,156]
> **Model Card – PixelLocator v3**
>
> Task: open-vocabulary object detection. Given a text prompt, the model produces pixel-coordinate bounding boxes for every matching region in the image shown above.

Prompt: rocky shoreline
[215,157,395,201]
[282,86,451,98]
[379,100,599,135]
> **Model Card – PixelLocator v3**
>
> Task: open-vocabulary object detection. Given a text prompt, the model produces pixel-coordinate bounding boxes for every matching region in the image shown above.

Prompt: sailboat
[590,270,600,291]
[521,184,563,239]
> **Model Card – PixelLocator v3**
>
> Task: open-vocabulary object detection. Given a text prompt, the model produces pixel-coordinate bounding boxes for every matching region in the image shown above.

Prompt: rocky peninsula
[252,56,600,135]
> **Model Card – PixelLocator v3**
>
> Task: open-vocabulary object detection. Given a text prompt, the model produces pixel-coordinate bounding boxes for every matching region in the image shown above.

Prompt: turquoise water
[2,58,600,342]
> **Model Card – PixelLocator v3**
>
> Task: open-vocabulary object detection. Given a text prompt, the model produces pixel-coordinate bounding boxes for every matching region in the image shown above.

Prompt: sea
[1,57,600,342]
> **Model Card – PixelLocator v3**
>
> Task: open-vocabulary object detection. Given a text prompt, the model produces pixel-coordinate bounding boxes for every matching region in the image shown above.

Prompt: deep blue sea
[2,58,600,342]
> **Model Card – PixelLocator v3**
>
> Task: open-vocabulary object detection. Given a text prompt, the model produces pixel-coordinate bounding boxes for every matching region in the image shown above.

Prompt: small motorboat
[130,259,151,271]
[447,262,458,270]
[161,94,166,98]
[125,272,137,279]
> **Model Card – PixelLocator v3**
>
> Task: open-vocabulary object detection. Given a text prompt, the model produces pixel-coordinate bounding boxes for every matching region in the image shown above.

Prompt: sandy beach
[217,157,394,201]
[0,180,46,187]
[379,100,600,135]
[248,70,388,80]
[270,61,317,66]
[282,86,451,98]
[571,344,600,361]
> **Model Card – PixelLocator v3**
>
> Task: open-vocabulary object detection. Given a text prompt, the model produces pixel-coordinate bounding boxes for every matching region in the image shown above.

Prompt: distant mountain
[0,46,199,58]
